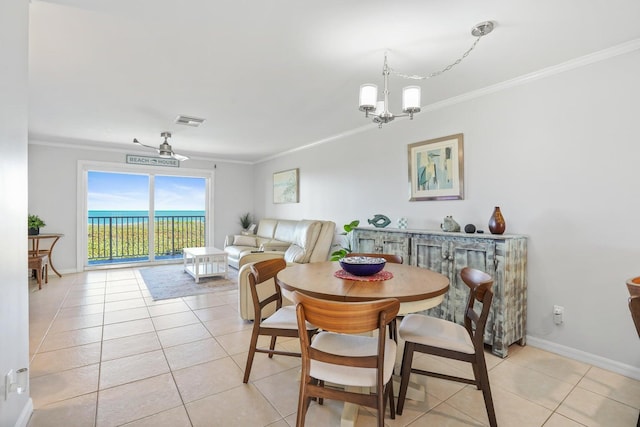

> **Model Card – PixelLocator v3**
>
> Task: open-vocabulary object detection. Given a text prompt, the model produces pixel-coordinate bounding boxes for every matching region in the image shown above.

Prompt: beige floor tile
[173,357,244,403]
[30,364,100,408]
[27,392,98,427]
[156,323,212,348]
[402,402,485,426]
[96,373,182,427]
[556,386,639,427]
[202,315,253,336]
[99,349,170,389]
[253,367,304,417]
[67,287,106,297]
[102,306,150,325]
[30,342,102,378]
[101,331,161,361]
[398,353,469,402]
[49,313,104,333]
[63,294,106,308]
[104,290,143,302]
[103,298,147,313]
[183,293,232,310]
[120,406,191,427]
[265,420,290,427]
[447,384,552,427]
[193,304,239,321]
[105,270,138,281]
[39,326,103,352]
[102,318,155,341]
[214,329,257,355]
[56,303,104,318]
[146,300,191,317]
[151,311,200,331]
[489,360,575,410]
[507,345,591,385]
[542,413,587,427]
[577,366,640,409]
[185,383,282,427]
[163,337,228,371]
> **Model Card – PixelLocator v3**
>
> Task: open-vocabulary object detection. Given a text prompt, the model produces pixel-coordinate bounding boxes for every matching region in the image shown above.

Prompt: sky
[88,171,206,211]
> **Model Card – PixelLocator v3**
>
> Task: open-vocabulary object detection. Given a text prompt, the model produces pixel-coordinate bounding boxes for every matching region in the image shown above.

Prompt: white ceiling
[28,0,640,163]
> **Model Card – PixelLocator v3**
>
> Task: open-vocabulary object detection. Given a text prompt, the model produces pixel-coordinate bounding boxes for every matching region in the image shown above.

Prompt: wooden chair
[397,267,497,427]
[626,278,640,427]
[243,258,316,383]
[292,291,400,427]
[348,252,403,264]
[28,254,49,290]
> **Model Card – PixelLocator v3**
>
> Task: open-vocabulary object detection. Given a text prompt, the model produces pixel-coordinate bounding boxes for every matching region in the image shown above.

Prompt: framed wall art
[408,133,464,201]
[273,168,299,203]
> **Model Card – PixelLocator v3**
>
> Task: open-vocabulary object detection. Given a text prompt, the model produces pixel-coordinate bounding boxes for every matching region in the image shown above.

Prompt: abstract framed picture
[273,168,299,203]
[408,133,464,201]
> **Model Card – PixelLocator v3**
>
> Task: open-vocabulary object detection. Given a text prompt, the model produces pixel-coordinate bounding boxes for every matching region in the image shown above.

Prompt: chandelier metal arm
[389,35,483,80]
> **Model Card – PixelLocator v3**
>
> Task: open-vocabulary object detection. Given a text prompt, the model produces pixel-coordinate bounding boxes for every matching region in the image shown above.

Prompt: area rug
[139,264,238,300]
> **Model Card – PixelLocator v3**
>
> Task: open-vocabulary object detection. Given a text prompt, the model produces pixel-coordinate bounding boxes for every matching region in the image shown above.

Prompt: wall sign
[126,155,180,168]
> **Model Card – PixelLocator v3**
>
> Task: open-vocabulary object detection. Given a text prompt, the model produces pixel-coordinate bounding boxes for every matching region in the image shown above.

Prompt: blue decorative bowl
[339,256,386,276]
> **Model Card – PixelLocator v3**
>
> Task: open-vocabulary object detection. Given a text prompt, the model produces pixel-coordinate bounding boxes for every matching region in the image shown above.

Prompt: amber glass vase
[488,206,506,235]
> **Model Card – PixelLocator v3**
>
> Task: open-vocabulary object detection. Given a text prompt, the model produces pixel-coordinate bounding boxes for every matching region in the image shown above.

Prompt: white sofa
[224,218,336,320]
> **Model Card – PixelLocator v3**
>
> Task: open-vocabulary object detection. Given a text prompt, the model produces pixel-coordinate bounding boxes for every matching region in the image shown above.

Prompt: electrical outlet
[553,305,564,325]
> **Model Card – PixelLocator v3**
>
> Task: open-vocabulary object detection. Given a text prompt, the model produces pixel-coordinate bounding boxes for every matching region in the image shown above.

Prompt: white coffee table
[183,247,228,283]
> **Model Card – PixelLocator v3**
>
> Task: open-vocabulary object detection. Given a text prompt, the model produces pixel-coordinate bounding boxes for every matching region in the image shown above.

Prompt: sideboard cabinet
[352,227,527,357]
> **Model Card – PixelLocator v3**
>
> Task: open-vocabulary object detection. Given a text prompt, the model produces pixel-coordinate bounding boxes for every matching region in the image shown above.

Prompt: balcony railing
[88,215,206,264]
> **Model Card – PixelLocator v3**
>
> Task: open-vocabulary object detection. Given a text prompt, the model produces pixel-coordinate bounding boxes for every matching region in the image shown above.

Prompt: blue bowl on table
[339,256,386,276]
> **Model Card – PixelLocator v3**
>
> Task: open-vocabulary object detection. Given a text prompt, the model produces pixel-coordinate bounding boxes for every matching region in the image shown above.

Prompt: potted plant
[239,212,254,232]
[28,214,46,235]
[330,219,360,261]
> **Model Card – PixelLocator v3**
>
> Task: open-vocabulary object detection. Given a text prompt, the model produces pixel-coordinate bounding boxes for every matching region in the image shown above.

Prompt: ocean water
[89,210,205,218]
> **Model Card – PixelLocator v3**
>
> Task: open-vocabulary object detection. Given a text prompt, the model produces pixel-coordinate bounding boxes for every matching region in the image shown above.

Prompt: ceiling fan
[133,131,189,161]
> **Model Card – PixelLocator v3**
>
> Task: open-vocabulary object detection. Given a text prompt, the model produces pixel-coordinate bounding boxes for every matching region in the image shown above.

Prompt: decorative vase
[28,227,39,236]
[488,206,506,235]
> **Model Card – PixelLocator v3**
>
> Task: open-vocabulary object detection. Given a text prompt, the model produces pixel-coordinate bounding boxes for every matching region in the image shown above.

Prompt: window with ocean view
[87,171,207,266]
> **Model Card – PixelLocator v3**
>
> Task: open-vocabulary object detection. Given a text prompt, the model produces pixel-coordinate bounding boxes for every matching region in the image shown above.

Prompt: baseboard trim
[14,398,33,427]
[527,335,640,381]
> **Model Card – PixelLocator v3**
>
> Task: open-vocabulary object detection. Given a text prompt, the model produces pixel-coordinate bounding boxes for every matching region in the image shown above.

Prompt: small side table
[183,247,228,283]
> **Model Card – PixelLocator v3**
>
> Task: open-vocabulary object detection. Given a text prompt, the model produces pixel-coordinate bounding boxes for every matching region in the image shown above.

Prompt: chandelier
[358,21,495,128]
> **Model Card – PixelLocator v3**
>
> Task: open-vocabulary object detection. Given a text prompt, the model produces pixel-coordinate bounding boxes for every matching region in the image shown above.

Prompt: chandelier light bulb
[359,84,378,112]
[402,86,421,116]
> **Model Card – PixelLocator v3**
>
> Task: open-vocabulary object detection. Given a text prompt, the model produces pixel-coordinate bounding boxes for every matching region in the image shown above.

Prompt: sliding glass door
[80,162,211,268]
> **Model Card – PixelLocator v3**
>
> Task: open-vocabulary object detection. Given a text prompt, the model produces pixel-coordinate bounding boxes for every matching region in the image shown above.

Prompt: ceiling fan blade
[133,138,160,152]
[172,152,189,161]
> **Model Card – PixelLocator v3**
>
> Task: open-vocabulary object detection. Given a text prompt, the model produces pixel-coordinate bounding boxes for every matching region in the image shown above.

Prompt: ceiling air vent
[175,115,206,127]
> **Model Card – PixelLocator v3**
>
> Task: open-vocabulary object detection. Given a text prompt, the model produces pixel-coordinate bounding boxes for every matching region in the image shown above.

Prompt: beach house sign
[126,155,180,168]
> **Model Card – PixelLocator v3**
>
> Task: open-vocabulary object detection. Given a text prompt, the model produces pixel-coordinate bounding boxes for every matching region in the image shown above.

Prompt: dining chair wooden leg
[269,336,277,358]
[387,378,395,419]
[243,330,259,383]
[396,341,415,415]
[476,354,497,427]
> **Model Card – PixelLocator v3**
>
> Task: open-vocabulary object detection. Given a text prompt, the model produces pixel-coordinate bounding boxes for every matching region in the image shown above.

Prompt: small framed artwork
[273,168,299,203]
[408,133,464,201]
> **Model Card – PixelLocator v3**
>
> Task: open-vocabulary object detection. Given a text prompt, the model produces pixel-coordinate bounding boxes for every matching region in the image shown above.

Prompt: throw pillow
[233,235,257,247]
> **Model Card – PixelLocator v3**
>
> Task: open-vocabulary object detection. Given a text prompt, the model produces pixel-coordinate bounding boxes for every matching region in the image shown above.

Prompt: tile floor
[26,267,640,427]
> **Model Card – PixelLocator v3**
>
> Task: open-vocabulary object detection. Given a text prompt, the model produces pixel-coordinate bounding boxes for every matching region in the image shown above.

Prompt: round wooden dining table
[276,260,450,315]
[276,260,450,427]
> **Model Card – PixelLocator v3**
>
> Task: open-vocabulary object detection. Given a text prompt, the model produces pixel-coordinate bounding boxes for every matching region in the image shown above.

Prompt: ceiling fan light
[359,84,377,112]
[402,86,421,113]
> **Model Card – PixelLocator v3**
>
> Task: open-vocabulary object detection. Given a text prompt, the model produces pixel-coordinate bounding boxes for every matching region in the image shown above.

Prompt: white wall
[0,0,32,426]
[253,49,640,374]
[28,144,254,272]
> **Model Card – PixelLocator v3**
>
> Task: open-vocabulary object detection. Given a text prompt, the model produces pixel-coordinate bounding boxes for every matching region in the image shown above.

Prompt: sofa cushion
[256,219,278,239]
[260,239,291,251]
[232,235,257,247]
[284,220,322,263]
[273,220,298,243]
